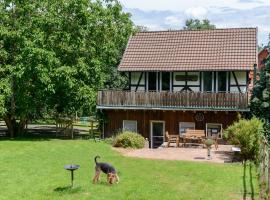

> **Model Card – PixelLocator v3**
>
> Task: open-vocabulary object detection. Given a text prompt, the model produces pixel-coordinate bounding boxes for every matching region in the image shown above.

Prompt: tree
[225,118,263,162]
[0,0,134,137]
[251,42,270,140]
[183,19,216,30]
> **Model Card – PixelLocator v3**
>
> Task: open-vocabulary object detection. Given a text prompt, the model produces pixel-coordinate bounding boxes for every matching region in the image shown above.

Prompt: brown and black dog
[92,156,119,184]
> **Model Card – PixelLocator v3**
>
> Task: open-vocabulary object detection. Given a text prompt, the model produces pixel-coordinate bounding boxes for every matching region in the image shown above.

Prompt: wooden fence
[258,136,270,199]
[97,90,249,111]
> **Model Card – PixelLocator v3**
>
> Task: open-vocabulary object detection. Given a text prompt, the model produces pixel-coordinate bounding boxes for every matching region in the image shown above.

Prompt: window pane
[203,72,212,92]
[123,120,137,132]
[206,124,222,138]
[152,122,164,137]
[148,72,156,91]
[179,122,195,135]
[218,72,227,92]
[162,72,170,91]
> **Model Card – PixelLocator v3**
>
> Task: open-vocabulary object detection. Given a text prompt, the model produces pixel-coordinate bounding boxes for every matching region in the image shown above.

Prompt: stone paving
[114,144,234,163]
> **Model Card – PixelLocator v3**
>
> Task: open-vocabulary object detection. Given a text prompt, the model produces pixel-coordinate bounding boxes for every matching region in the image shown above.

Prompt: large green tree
[183,19,216,30]
[251,45,270,140]
[0,0,134,137]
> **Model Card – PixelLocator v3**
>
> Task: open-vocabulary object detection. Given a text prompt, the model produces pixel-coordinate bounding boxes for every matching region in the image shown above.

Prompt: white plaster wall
[130,72,145,85]
[187,72,200,85]
[173,72,185,85]
[172,86,184,92]
[130,86,145,91]
[230,71,246,85]
[230,86,247,93]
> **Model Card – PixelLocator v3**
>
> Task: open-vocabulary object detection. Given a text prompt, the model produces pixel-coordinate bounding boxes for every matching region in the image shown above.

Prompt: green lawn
[0,139,258,200]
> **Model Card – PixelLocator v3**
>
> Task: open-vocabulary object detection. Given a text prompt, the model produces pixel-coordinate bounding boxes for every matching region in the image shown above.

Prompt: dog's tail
[94,155,100,164]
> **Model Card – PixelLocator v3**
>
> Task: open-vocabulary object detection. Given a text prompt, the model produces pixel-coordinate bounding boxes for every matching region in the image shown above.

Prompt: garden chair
[165,131,179,147]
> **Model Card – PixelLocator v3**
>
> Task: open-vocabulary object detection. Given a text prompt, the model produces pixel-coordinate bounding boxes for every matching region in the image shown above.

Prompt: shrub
[113,131,145,149]
[225,117,263,162]
[104,137,115,145]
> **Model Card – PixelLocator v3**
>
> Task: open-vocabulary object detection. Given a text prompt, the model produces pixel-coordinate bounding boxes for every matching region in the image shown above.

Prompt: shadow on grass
[54,186,82,194]
[242,161,255,200]
[0,135,52,141]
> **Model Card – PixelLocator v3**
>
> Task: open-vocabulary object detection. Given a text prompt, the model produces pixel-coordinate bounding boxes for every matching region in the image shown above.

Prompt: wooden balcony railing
[97,90,250,111]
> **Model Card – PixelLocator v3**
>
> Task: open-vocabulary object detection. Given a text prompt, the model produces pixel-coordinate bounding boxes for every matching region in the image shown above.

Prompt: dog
[92,156,119,184]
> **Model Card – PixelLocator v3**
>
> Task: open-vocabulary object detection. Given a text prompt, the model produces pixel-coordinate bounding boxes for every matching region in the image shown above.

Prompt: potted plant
[205,139,213,160]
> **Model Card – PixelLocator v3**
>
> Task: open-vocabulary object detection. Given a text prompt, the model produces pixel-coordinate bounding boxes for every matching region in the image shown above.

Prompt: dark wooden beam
[232,71,242,93]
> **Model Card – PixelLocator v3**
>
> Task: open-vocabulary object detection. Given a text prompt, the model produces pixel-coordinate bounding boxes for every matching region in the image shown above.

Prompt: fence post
[268,148,270,194]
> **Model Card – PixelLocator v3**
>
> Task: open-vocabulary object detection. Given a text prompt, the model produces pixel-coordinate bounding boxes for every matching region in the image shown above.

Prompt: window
[123,120,137,132]
[161,72,170,91]
[203,72,213,92]
[218,72,227,92]
[206,123,222,138]
[148,72,157,91]
[179,122,195,136]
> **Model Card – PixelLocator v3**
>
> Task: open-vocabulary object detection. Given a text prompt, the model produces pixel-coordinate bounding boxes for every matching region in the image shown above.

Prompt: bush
[225,117,263,162]
[104,136,115,145]
[113,131,145,149]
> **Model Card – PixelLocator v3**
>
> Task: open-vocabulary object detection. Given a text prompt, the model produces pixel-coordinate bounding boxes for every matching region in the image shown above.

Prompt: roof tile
[118,28,257,71]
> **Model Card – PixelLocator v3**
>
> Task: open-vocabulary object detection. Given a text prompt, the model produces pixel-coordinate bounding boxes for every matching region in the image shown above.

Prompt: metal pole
[71,170,74,188]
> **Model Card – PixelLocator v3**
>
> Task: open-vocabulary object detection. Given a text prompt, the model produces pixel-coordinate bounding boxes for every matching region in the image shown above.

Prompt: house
[258,47,269,71]
[97,28,257,148]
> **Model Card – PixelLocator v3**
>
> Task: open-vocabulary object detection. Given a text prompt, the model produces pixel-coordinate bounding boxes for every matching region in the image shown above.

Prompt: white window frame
[122,120,137,132]
[206,123,223,138]
[179,122,195,136]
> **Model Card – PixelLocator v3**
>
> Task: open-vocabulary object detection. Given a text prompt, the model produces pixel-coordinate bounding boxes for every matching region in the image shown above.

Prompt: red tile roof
[118,28,257,71]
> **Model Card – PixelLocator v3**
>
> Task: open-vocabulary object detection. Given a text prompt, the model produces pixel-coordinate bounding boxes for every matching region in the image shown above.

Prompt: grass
[0,138,259,200]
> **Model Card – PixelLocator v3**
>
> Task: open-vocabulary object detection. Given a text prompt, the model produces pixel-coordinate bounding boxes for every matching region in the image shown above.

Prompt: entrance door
[150,121,165,148]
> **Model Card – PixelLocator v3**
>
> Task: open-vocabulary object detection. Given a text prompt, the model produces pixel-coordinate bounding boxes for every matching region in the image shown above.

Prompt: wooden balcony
[97,90,250,111]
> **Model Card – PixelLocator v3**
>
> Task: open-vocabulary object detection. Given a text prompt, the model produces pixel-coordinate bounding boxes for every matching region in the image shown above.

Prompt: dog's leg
[92,171,100,184]
[115,173,120,184]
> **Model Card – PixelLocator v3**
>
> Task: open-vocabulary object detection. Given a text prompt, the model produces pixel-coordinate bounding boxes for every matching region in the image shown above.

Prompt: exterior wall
[173,72,200,92]
[129,71,251,93]
[229,71,248,93]
[130,72,146,91]
[103,110,239,139]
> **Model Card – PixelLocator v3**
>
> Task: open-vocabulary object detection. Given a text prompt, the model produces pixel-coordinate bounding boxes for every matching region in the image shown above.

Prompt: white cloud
[119,0,270,11]
[122,1,270,45]
[185,7,207,19]
[165,16,183,26]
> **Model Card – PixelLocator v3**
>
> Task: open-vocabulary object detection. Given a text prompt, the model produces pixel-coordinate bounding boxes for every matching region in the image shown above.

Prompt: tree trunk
[4,116,16,138]
[4,116,27,137]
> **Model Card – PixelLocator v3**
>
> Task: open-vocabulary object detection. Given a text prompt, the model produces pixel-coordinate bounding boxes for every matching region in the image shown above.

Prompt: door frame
[150,120,165,148]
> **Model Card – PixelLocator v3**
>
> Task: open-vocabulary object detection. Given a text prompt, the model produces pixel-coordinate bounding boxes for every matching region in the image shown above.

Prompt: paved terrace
[114,144,234,164]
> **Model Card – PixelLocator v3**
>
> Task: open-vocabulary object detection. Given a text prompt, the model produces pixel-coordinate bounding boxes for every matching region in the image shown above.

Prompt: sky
[119,0,270,46]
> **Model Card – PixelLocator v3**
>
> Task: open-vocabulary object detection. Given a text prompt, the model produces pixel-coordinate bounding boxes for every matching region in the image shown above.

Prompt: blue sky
[119,0,270,46]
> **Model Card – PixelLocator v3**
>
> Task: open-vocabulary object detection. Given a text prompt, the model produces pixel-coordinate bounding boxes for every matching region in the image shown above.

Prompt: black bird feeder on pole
[64,164,80,187]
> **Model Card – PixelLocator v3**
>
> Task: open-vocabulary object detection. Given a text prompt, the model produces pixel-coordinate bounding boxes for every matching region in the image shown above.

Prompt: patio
[114,145,234,163]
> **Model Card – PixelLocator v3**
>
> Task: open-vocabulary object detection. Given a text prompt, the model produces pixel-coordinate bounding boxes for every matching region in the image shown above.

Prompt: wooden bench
[182,129,205,146]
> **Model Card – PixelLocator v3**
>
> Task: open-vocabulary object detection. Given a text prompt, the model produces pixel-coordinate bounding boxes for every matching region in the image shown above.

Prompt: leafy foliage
[251,48,270,140]
[0,0,134,136]
[183,19,216,30]
[113,131,145,148]
[225,118,263,162]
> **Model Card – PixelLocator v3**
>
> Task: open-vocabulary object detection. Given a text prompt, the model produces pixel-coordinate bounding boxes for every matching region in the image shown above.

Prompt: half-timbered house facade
[97,28,257,148]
